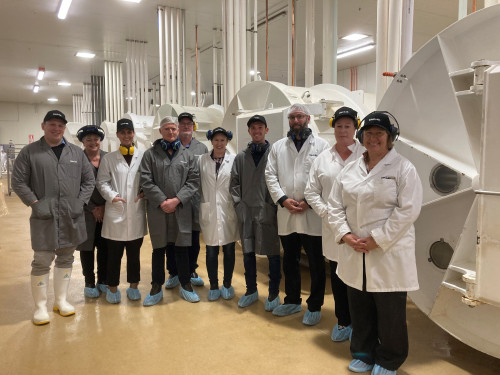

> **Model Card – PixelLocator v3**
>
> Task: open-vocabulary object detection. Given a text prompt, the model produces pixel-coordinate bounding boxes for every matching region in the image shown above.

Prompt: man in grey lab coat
[12,110,95,325]
[165,112,208,289]
[230,114,281,311]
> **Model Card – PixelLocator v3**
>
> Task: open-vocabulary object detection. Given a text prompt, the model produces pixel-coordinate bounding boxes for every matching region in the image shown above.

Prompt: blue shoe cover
[165,275,180,289]
[143,289,163,306]
[221,285,234,300]
[371,364,396,375]
[238,291,258,308]
[126,288,141,301]
[106,289,121,304]
[348,359,374,373]
[272,303,302,316]
[331,324,352,342]
[208,289,221,301]
[264,295,280,312]
[96,283,108,293]
[84,286,100,298]
[180,287,200,303]
[302,309,321,326]
[190,273,205,286]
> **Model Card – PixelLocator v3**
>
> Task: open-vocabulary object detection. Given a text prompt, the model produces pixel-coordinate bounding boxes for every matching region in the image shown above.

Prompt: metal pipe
[126,41,130,112]
[240,0,246,89]
[266,0,268,81]
[138,43,144,115]
[158,7,164,105]
[213,28,218,105]
[104,62,109,121]
[176,9,182,107]
[164,7,170,104]
[254,0,258,82]
[376,0,389,106]
[170,9,176,104]
[143,43,148,115]
[227,0,234,103]
[182,9,186,105]
[195,25,199,107]
[131,41,136,114]
[222,0,227,107]
[305,0,315,87]
[234,0,240,93]
[119,62,124,118]
[387,0,402,74]
[472,0,477,12]
[401,0,414,67]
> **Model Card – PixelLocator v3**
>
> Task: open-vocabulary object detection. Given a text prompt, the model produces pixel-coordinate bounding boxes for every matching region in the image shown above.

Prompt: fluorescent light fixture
[191,91,196,96]
[122,0,142,3]
[58,0,73,20]
[76,51,96,59]
[37,67,45,80]
[47,98,59,102]
[33,84,39,93]
[342,33,368,41]
[58,81,71,86]
[249,70,260,76]
[337,43,375,59]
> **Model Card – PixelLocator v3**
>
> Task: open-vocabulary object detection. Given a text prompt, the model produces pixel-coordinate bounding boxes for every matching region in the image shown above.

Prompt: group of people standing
[12,103,422,375]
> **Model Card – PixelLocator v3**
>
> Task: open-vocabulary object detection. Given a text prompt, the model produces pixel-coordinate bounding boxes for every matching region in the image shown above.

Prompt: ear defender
[119,144,135,155]
[194,122,198,131]
[356,111,400,144]
[160,139,181,151]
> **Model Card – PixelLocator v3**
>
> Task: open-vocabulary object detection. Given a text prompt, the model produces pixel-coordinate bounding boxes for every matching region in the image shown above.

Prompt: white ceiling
[0,0,480,106]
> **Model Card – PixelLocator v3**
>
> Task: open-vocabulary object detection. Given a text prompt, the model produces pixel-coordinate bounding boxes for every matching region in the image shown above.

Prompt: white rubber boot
[53,268,75,317]
[31,274,50,325]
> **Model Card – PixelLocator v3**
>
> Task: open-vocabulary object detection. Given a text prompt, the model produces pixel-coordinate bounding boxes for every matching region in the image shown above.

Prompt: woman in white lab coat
[96,118,147,304]
[328,111,422,375]
[304,107,365,342]
[199,127,239,301]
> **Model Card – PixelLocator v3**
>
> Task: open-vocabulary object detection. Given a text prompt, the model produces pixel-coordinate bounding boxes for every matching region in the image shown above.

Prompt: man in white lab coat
[265,103,330,325]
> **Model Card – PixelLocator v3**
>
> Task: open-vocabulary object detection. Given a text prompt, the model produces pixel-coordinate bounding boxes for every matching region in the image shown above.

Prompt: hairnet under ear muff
[356,111,400,143]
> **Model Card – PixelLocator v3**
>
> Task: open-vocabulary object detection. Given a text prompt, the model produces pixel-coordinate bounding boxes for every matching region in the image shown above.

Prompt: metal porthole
[428,239,454,270]
[430,164,461,195]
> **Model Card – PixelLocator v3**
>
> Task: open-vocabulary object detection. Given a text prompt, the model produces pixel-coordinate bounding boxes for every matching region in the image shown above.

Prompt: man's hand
[135,192,144,202]
[112,196,126,203]
[342,233,369,254]
[160,197,181,213]
[283,198,309,214]
[92,205,105,222]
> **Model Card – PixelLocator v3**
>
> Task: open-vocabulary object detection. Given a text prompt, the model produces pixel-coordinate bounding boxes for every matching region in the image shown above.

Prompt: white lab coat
[304,141,365,261]
[265,133,330,236]
[96,149,147,241]
[199,152,239,246]
[328,148,422,292]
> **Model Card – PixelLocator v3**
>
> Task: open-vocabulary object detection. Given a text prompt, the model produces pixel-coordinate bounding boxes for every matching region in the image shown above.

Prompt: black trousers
[166,231,201,276]
[106,237,143,287]
[330,260,351,326]
[80,222,108,286]
[152,244,191,286]
[206,243,235,289]
[347,286,409,371]
[279,233,325,312]
[243,252,281,296]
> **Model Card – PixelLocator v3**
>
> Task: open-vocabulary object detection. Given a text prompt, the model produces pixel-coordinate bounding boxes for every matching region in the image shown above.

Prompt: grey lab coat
[184,138,208,232]
[140,139,200,248]
[230,145,280,255]
[12,137,95,250]
[77,150,107,251]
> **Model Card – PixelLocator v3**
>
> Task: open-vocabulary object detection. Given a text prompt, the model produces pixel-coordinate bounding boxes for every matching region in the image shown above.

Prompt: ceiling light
[58,81,71,86]
[337,43,375,59]
[33,85,39,93]
[191,91,196,96]
[37,67,45,80]
[76,51,96,59]
[48,98,59,102]
[122,0,142,3]
[57,0,73,20]
[341,33,368,41]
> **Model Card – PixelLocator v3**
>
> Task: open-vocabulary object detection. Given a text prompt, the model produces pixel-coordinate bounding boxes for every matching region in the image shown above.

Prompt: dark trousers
[206,243,235,289]
[166,231,200,276]
[330,260,351,326]
[106,238,143,287]
[243,252,281,296]
[279,233,325,312]
[80,222,108,286]
[152,244,191,286]
[347,286,409,371]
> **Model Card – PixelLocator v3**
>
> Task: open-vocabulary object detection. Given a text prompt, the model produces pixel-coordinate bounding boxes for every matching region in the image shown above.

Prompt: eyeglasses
[288,114,307,121]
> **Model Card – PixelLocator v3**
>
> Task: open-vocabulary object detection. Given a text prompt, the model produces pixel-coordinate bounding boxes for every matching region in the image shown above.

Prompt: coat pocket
[199,202,211,227]
[68,198,84,219]
[31,198,52,219]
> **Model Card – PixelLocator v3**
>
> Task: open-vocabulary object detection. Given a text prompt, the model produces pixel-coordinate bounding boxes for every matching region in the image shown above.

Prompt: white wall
[338,62,377,94]
[0,102,73,146]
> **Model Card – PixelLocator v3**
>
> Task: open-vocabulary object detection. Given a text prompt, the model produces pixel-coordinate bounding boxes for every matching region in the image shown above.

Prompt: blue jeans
[243,252,281,296]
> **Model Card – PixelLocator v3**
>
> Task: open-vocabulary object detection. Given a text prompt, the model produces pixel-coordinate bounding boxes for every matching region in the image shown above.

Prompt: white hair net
[159,116,179,127]
[287,103,310,116]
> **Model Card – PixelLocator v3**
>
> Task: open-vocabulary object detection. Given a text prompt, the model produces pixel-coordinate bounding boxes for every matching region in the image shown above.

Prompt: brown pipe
[195,24,199,107]
[266,0,269,81]
[472,0,477,12]
[292,0,295,86]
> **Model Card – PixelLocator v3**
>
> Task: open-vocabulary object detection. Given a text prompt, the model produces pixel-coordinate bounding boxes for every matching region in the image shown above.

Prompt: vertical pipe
[213,28,218,105]
[458,0,467,20]
[401,0,414,67]
[265,0,269,81]
[144,43,149,115]
[387,0,402,74]
[322,0,337,84]
[195,25,199,107]
[158,7,165,105]
[240,0,246,88]
[138,43,144,115]
[182,9,187,105]
[170,9,176,104]
[176,9,182,107]
[287,0,293,85]
[130,42,136,114]
[119,63,124,118]
[234,0,240,93]
[164,7,170,104]
[305,0,315,87]
[126,41,131,112]
[222,0,227,107]
[135,42,141,113]
[376,0,389,106]
[472,0,477,12]
[104,62,109,121]
[227,0,234,103]
[253,0,257,83]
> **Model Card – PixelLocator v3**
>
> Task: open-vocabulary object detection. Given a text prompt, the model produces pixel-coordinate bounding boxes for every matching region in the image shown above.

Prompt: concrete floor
[1,188,500,375]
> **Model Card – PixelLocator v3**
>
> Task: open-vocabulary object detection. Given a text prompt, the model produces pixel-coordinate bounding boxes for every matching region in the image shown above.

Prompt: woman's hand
[160,197,180,213]
[357,236,379,252]
[92,205,105,222]
[135,192,144,202]
[112,196,126,203]
[342,233,370,254]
